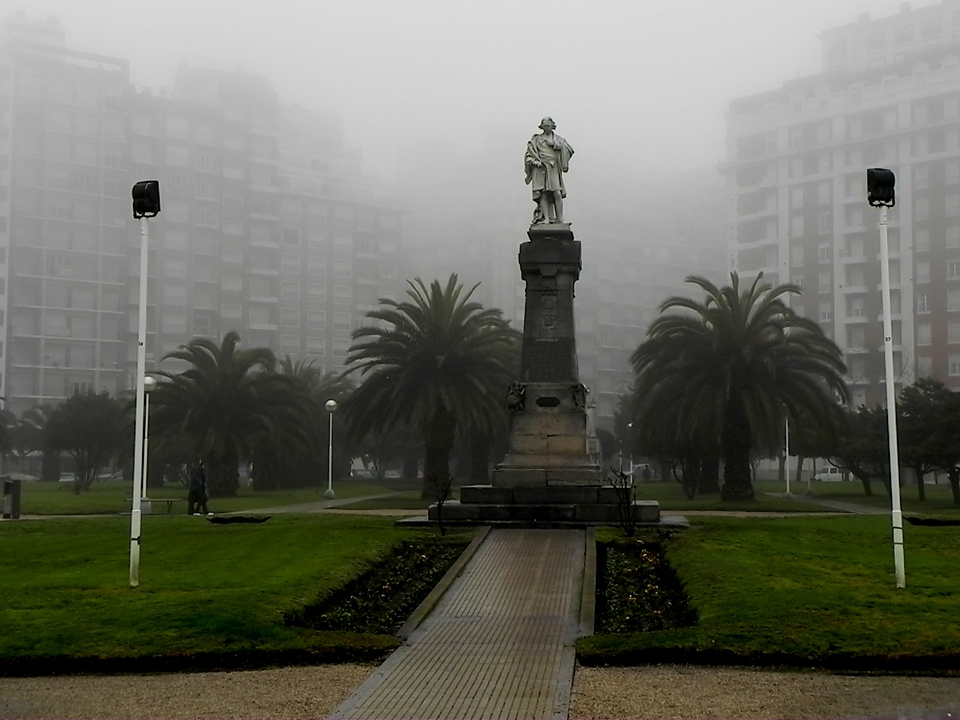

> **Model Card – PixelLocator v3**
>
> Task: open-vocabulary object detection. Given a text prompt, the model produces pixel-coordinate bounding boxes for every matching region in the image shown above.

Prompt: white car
[814,466,845,482]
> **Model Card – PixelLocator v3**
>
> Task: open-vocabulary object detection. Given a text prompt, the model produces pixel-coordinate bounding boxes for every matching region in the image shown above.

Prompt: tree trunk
[794,456,805,485]
[422,403,455,500]
[680,455,700,500]
[698,455,720,495]
[777,453,785,485]
[469,433,490,483]
[853,469,873,496]
[40,447,60,482]
[948,467,960,506]
[658,458,671,483]
[207,449,240,498]
[721,399,754,500]
[916,468,926,502]
[402,452,418,481]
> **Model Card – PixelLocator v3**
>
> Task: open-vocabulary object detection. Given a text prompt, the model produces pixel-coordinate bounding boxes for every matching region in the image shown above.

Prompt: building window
[307,311,326,330]
[818,271,831,293]
[948,160,960,185]
[333,312,351,331]
[918,354,933,377]
[918,323,932,345]
[221,304,242,319]
[918,293,931,313]
[915,165,929,190]
[333,286,351,305]
[950,354,960,376]
[281,308,300,328]
[280,335,300,354]
[949,226,960,249]
[950,321,960,344]
[917,261,931,283]
[308,284,326,306]
[915,229,930,252]
[333,260,352,279]
[949,261,960,280]
[818,244,831,263]
[281,281,300,303]
[817,212,831,235]
[819,301,832,321]
[307,337,325,356]
[790,216,804,237]
[948,196,960,218]
[308,257,327,275]
[333,338,350,357]
[282,227,301,246]
[282,254,301,274]
[380,265,397,278]
[848,297,865,318]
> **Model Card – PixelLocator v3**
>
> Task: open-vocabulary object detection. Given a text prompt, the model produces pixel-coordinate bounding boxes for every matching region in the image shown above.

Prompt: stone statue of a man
[524,117,574,225]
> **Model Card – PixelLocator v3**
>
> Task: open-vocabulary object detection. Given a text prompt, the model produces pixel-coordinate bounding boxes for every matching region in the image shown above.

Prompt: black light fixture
[866,168,895,207]
[131,180,161,218]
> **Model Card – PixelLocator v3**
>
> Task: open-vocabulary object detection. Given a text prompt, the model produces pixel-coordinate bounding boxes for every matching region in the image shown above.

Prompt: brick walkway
[331,528,586,720]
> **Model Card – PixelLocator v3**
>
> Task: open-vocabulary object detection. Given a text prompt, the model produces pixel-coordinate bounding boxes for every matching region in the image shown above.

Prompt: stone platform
[429,484,660,526]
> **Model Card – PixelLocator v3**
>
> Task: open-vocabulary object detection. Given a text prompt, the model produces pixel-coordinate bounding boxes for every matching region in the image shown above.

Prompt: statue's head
[539,116,556,131]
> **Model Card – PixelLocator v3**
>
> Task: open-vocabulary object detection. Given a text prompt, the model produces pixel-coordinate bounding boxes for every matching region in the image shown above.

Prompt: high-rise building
[724,0,960,406]
[0,15,401,416]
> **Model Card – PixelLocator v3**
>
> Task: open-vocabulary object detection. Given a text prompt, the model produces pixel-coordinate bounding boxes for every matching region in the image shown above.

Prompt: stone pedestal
[428,223,661,527]
[493,224,601,487]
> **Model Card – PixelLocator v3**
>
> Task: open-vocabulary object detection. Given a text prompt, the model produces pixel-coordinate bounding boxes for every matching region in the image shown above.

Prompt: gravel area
[5,663,960,719]
[571,664,960,719]
[0,664,373,719]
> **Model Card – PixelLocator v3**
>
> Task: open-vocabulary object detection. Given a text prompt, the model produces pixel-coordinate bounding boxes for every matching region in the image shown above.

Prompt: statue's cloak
[525,133,574,199]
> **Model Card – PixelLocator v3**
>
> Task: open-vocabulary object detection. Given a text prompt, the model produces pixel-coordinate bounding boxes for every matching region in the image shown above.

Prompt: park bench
[126,497,183,513]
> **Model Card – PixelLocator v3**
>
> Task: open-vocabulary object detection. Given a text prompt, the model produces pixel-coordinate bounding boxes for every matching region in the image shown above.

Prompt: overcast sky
[21,0,914,182]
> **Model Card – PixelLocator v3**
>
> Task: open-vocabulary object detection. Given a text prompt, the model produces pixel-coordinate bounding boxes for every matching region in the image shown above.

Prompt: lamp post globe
[324,399,338,499]
[143,376,158,394]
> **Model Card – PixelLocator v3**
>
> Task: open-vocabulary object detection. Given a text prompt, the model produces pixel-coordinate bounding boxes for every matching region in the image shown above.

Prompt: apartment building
[0,15,401,416]
[724,0,960,406]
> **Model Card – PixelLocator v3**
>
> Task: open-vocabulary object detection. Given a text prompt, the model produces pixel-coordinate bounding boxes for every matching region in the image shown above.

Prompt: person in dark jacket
[187,460,208,515]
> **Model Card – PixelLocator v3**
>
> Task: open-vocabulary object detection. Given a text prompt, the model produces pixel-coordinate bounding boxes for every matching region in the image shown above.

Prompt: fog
[22,0,912,183]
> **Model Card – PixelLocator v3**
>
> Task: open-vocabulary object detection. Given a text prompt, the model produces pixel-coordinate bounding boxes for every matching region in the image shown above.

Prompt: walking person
[187,460,209,515]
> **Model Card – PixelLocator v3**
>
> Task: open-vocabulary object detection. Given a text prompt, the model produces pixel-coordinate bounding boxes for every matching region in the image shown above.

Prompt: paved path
[331,528,585,720]
[770,492,888,515]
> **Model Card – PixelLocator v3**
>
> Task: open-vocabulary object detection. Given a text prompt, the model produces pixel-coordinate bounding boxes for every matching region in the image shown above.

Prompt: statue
[524,117,574,225]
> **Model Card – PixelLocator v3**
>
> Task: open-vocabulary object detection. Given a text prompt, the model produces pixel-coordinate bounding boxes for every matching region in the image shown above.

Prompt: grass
[579,516,960,669]
[0,514,448,672]
[18,479,394,515]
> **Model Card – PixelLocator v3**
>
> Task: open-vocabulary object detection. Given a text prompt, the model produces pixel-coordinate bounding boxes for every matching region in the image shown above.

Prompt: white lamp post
[324,399,338,499]
[142,376,157,500]
[867,167,906,589]
[129,180,160,589]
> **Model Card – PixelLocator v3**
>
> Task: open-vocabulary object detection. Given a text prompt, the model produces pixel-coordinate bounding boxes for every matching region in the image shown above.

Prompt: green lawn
[0,514,438,671]
[18,479,394,515]
[580,515,960,667]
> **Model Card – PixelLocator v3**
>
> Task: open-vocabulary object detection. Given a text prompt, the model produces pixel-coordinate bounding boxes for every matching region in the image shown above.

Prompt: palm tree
[343,275,520,497]
[631,273,847,500]
[149,332,314,497]
[249,358,355,490]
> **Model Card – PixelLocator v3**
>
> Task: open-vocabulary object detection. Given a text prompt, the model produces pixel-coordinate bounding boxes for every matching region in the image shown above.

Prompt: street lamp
[129,180,160,589]
[867,167,906,589]
[324,399,338,499]
[627,422,634,482]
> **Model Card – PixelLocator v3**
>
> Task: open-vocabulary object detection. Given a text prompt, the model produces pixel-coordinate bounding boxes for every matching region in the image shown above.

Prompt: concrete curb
[579,526,596,638]
[396,525,491,640]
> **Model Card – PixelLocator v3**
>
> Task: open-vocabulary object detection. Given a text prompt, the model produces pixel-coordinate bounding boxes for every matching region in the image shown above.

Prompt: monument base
[427,484,660,526]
